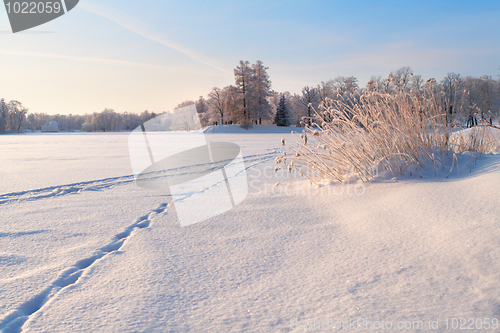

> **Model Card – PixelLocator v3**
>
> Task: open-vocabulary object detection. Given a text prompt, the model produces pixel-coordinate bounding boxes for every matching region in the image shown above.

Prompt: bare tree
[332,76,358,96]
[476,75,496,121]
[122,112,142,131]
[92,108,122,132]
[195,96,209,127]
[208,87,226,124]
[8,100,28,133]
[225,85,240,124]
[440,73,463,123]
[391,66,413,91]
[299,86,318,119]
[317,80,334,106]
[140,109,158,124]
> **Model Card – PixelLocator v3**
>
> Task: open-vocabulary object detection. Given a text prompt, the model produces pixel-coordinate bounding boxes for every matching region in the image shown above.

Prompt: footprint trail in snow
[0,151,279,206]
[0,202,169,333]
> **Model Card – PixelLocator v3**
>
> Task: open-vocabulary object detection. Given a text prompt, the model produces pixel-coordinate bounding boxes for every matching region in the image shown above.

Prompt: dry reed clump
[276,80,500,185]
[449,126,499,154]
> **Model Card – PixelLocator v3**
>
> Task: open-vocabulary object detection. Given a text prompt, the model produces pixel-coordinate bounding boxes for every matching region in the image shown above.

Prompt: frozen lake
[0,131,289,194]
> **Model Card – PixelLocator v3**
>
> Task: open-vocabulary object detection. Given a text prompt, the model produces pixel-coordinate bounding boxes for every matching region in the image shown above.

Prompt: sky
[0,0,499,115]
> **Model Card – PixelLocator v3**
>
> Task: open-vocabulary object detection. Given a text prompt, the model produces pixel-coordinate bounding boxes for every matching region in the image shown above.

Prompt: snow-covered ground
[200,124,297,134]
[1,126,500,332]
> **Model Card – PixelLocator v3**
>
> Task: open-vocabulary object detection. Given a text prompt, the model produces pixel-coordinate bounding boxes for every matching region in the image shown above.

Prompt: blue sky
[0,0,499,115]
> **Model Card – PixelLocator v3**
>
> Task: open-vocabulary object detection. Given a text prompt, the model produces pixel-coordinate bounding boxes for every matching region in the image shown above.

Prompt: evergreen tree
[274,94,290,126]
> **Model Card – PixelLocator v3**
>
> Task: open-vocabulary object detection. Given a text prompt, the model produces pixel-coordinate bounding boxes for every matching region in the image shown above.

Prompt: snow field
[1,129,499,332]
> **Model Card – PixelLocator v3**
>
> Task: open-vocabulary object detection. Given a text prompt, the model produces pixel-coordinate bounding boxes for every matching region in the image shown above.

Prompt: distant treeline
[1,64,499,133]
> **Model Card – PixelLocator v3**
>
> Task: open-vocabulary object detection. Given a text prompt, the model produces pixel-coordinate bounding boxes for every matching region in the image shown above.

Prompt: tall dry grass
[276,78,499,184]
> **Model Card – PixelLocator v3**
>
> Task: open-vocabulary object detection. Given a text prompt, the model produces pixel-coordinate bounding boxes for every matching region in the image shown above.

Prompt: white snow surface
[200,124,299,134]
[1,128,500,332]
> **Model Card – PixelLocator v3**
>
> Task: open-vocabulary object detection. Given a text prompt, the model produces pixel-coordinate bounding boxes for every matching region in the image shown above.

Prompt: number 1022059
[5,2,62,14]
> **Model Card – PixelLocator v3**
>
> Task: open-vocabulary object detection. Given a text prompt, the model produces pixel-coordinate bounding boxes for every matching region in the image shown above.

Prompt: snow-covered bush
[276,77,500,184]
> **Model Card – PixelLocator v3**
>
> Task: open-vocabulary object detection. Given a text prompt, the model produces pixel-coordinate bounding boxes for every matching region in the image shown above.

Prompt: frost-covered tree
[33,113,49,131]
[171,105,199,131]
[208,87,226,124]
[0,98,7,133]
[317,80,335,106]
[273,94,290,126]
[476,75,497,121]
[225,85,240,124]
[122,112,142,131]
[92,108,122,132]
[234,60,255,122]
[195,96,207,114]
[92,109,106,132]
[287,93,305,127]
[299,86,318,121]
[176,100,194,109]
[367,75,391,93]
[250,60,273,124]
[8,100,28,133]
[23,112,87,132]
[140,110,157,124]
[233,60,274,125]
[332,76,358,95]
[409,74,423,97]
[440,73,464,122]
[390,66,413,91]
[495,76,500,122]
[462,76,486,125]
[195,96,212,127]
